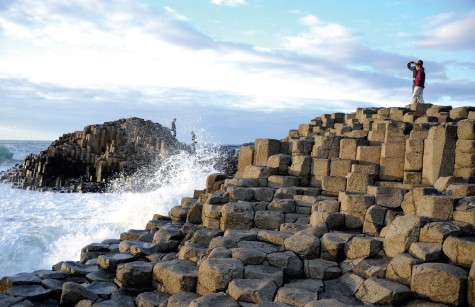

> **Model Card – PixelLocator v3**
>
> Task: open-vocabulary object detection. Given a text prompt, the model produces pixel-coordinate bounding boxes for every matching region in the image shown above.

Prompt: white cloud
[211,0,246,6]
[0,0,472,143]
[298,15,319,26]
[164,6,189,21]
[283,16,358,59]
[410,9,475,51]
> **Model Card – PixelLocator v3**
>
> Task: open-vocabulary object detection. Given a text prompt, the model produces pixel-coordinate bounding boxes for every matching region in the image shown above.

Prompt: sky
[0,0,474,144]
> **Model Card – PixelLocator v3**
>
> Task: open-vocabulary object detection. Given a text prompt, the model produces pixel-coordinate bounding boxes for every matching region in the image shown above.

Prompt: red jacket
[415,68,425,88]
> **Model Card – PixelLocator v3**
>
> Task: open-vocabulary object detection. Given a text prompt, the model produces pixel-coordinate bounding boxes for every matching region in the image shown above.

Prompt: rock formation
[1,103,475,306]
[1,118,189,192]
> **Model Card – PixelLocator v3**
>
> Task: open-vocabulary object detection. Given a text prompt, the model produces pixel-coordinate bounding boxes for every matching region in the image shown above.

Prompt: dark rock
[86,281,118,299]
[0,273,42,292]
[60,282,98,306]
[5,284,52,301]
[190,293,240,307]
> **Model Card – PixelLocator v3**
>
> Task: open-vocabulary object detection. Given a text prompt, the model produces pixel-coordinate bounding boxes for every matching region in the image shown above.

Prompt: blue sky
[0,0,474,144]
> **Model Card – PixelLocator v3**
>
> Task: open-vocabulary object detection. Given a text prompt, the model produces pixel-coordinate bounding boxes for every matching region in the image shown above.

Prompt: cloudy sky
[0,0,474,144]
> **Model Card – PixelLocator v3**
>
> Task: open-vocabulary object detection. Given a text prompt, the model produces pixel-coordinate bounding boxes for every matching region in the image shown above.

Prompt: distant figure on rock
[410,60,426,105]
[407,59,423,92]
[171,118,176,138]
[191,131,197,152]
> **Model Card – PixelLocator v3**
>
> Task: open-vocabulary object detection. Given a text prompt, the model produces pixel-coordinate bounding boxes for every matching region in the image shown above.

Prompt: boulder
[115,261,154,289]
[208,247,232,259]
[220,202,255,231]
[97,253,135,270]
[344,236,382,260]
[176,242,205,262]
[386,253,421,285]
[411,262,468,306]
[268,199,296,213]
[61,262,99,276]
[419,221,461,243]
[4,285,52,302]
[267,154,292,175]
[257,230,292,246]
[186,202,203,225]
[189,293,240,307]
[60,282,98,307]
[0,272,42,293]
[227,279,277,303]
[367,186,406,209]
[167,292,200,307]
[253,187,275,202]
[231,248,267,265]
[355,277,411,305]
[304,258,342,280]
[237,240,282,254]
[352,258,389,279]
[153,259,198,294]
[86,281,118,299]
[254,139,281,166]
[288,155,312,177]
[408,242,442,262]
[268,175,300,188]
[442,236,475,266]
[266,251,303,279]
[227,187,254,201]
[244,265,284,287]
[254,211,284,230]
[243,165,271,179]
[198,258,244,293]
[274,287,319,306]
[383,215,426,257]
[321,232,354,262]
[310,211,345,230]
[283,232,321,259]
[0,295,30,307]
[417,195,457,221]
[362,205,387,236]
[339,192,374,228]
[135,291,170,307]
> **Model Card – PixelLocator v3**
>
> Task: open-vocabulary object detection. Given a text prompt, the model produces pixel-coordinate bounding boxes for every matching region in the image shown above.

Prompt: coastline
[1,103,474,306]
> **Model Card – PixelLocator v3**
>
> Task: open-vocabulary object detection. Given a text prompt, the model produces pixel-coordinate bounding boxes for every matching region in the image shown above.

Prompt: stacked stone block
[2,118,187,192]
[1,103,475,306]
[455,119,475,181]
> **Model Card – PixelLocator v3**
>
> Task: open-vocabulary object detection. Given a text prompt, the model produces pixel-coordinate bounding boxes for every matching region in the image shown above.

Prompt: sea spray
[0,141,225,277]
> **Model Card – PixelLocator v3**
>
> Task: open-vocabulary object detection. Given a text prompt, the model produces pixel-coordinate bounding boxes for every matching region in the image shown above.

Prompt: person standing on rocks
[407,60,423,92]
[410,61,425,105]
[171,118,177,138]
[191,131,197,152]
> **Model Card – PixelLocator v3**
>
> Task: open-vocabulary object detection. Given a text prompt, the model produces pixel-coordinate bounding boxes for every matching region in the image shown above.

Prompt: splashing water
[0,141,224,277]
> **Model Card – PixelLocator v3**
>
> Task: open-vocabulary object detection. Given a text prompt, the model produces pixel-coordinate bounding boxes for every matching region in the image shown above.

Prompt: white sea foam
[0,140,223,277]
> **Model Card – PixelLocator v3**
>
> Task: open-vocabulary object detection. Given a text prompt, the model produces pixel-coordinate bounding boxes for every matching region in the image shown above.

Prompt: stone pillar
[455,120,475,181]
[236,146,254,178]
[254,139,281,166]
[312,136,341,159]
[422,125,457,185]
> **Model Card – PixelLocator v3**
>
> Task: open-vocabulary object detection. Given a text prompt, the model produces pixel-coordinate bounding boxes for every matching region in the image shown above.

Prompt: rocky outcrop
[1,118,193,192]
[1,103,475,306]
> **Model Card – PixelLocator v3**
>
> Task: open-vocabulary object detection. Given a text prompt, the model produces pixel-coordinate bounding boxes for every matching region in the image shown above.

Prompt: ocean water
[0,140,222,278]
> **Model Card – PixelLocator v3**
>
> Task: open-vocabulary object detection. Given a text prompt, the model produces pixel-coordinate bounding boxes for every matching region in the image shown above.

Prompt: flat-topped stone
[153,259,198,294]
[227,279,278,303]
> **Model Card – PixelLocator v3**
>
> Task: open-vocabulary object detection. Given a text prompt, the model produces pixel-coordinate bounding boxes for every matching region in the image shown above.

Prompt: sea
[0,140,226,278]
